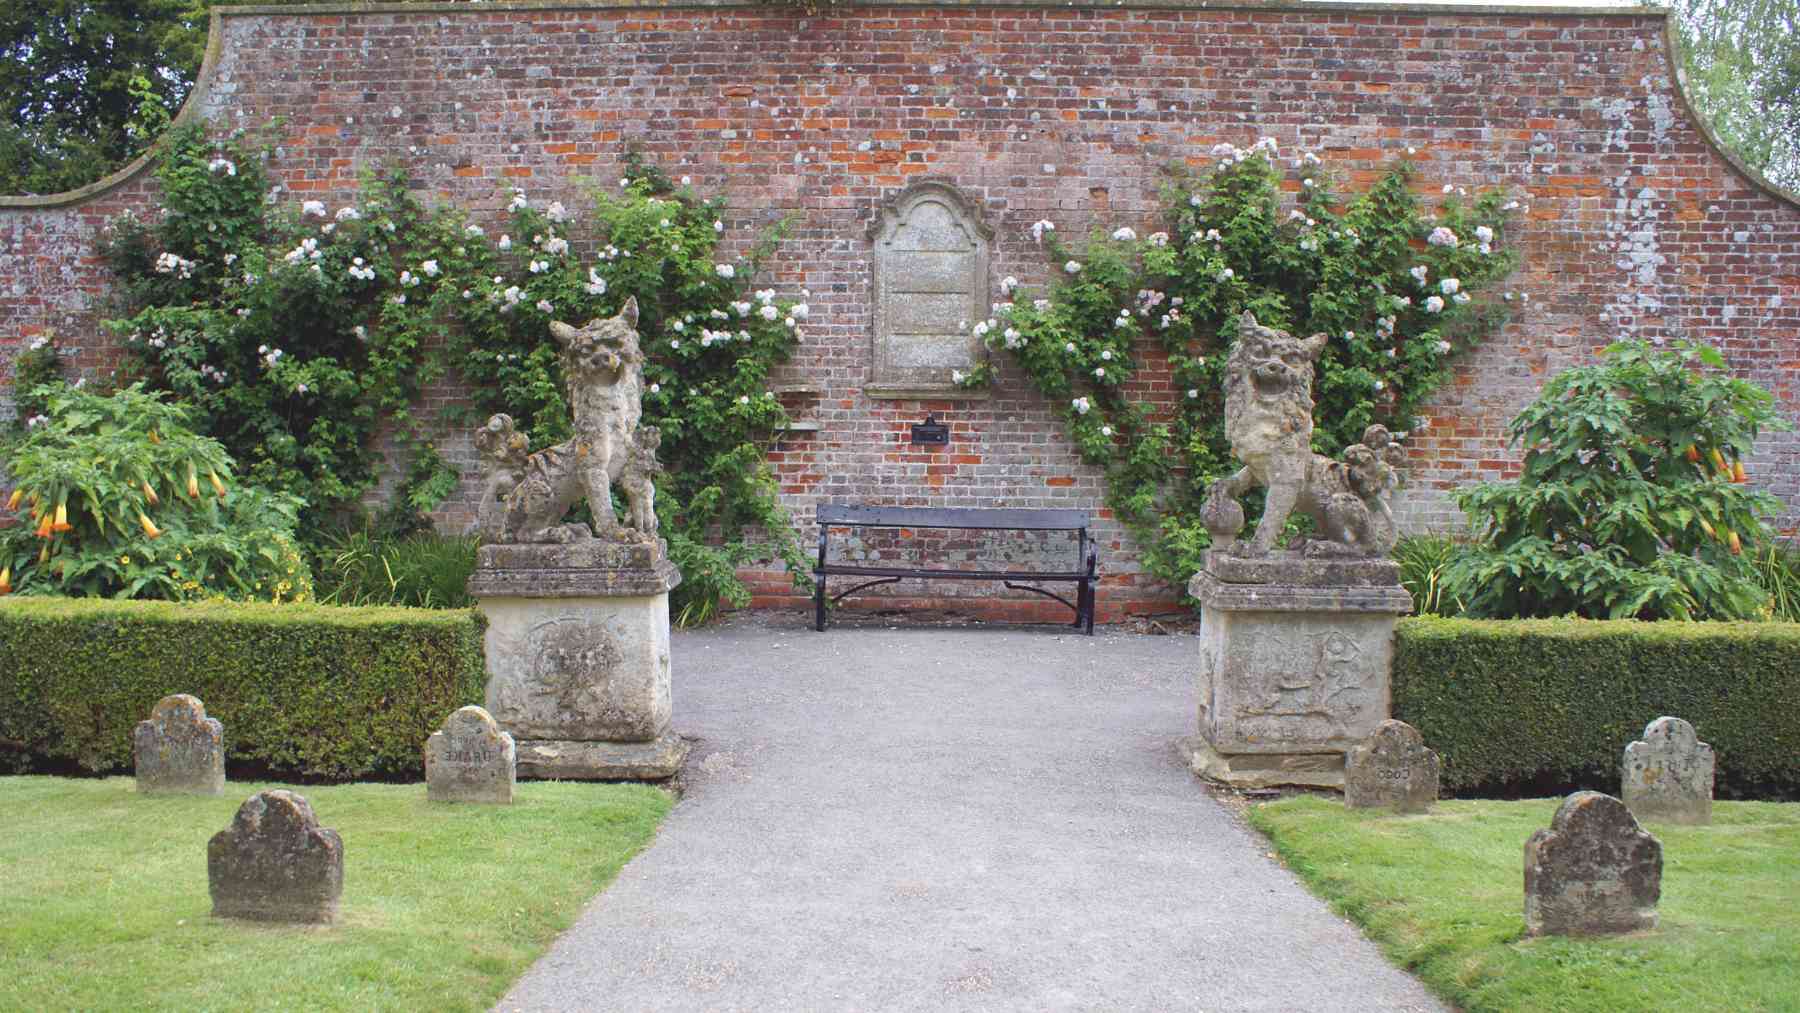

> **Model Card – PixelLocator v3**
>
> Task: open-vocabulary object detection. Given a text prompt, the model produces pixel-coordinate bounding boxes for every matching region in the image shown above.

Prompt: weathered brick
[1,2,1796,621]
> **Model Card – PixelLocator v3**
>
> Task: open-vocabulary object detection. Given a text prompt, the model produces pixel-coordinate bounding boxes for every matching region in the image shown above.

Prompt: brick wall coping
[3,0,1794,214]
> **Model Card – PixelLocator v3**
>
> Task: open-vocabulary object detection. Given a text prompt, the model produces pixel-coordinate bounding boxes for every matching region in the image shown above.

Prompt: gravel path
[497,612,1446,1012]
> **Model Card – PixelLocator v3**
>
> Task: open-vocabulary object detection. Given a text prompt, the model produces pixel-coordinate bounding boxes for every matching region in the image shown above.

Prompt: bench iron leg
[814,574,828,632]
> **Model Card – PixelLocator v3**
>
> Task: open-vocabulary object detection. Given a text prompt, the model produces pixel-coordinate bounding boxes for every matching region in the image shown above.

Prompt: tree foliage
[1667,0,1800,191]
[0,0,203,195]
[1444,340,1785,621]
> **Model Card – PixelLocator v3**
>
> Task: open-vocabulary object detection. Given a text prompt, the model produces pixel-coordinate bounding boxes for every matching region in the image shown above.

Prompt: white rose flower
[760,304,780,321]
[716,264,735,279]
[1111,227,1137,242]
[1064,260,1082,274]
[1424,295,1446,313]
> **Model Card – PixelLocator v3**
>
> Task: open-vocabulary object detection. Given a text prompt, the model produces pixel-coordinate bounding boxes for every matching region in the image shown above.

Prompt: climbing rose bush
[99,126,812,621]
[970,137,1521,593]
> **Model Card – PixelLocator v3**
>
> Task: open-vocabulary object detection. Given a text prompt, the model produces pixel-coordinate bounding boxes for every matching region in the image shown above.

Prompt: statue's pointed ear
[620,296,639,327]
[549,320,577,345]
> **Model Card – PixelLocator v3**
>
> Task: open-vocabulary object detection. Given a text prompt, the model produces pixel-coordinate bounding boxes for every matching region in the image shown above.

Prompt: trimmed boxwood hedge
[0,597,486,779]
[1394,617,1800,797]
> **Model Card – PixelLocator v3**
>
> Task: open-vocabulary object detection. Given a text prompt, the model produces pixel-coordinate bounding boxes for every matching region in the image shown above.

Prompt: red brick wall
[3,1,1797,620]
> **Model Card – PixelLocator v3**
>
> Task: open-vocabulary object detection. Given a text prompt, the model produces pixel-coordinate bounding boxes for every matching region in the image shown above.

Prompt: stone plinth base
[1181,737,1347,790]
[1188,550,1411,790]
[516,732,691,781]
[469,538,686,783]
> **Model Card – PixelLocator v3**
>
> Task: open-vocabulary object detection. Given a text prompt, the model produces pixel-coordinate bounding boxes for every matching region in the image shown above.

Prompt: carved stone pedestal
[468,539,688,781]
[1182,550,1411,790]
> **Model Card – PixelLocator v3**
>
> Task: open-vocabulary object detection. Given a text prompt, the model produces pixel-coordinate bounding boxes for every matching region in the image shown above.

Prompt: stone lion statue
[1201,312,1404,558]
[471,297,662,544]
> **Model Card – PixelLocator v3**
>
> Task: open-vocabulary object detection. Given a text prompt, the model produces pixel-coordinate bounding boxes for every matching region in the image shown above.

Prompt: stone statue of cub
[471,297,662,544]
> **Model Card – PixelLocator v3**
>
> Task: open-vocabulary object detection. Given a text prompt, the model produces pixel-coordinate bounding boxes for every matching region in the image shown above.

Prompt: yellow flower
[120,555,132,565]
[0,566,12,595]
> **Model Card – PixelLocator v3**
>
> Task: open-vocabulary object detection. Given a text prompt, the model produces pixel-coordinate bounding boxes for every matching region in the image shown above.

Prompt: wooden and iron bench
[811,504,1098,635]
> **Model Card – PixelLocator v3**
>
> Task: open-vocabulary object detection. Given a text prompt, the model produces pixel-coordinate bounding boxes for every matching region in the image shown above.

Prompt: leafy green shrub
[981,140,1519,593]
[1445,340,1785,620]
[0,597,485,778]
[0,383,310,602]
[313,526,477,608]
[1393,616,1800,797]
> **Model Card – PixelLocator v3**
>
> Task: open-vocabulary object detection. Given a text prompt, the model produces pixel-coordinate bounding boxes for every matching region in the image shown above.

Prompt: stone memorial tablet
[867,181,991,398]
[208,790,343,924]
[426,705,516,804]
[133,694,225,796]
[1524,791,1661,937]
[1622,716,1714,825]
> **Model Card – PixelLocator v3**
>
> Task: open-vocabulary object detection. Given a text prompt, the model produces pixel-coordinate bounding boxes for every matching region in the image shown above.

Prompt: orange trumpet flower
[4,488,20,511]
[139,511,163,539]
[186,465,201,501]
[209,471,227,499]
[0,566,12,595]
[142,480,160,506]
[50,501,72,533]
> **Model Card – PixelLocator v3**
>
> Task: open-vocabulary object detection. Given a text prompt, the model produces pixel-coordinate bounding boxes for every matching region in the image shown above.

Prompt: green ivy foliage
[974,139,1519,592]
[98,126,813,620]
[1444,340,1785,620]
[0,383,310,602]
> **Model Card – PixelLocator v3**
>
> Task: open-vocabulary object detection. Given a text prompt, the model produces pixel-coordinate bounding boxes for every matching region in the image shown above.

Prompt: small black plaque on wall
[910,415,949,445]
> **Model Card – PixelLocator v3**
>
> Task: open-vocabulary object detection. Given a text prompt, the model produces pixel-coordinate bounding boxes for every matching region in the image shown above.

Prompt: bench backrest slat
[816,504,1088,531]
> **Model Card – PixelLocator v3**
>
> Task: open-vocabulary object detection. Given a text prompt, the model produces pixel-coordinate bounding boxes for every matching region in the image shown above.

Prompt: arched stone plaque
[867,181,992,398]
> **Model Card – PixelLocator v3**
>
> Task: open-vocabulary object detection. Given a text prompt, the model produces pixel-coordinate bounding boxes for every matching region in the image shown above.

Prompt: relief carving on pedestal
[1233,630,1371,743]
[491,615,624,735]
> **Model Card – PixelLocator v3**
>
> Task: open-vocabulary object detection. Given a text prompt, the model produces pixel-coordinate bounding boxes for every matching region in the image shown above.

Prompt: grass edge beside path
[0,776,672,1013]
[1246,795,1800,1013]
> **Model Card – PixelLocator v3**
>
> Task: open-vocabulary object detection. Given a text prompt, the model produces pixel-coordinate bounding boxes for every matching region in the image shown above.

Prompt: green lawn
[0,776,671,1012]
[1248,796,1800,1012]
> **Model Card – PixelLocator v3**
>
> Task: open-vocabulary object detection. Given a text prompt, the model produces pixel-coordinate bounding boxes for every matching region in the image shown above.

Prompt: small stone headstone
[1344,719,1440,813]
[1622,716,1714,825]
[425,705,516,804]
[208,790,343,924]
[133,693,225,796]
[1524,791,1661,937]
